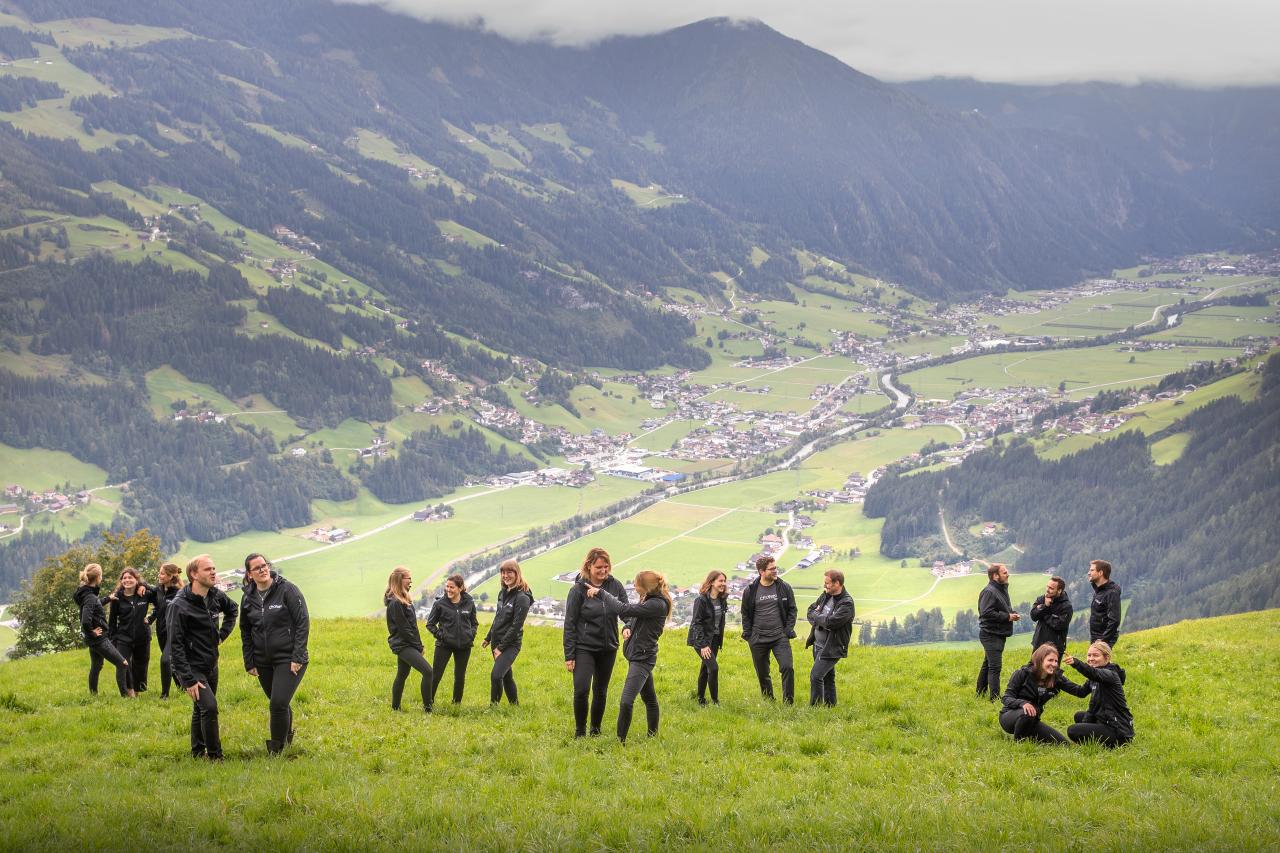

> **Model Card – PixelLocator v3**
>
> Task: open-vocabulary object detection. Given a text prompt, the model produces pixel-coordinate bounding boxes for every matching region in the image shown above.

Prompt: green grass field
[1149,306,1276,344]
[610,179,686,208]
[0,442,108,492]
[0,611,1276,849]
[901,343,1242,401]
[444,121,526,172]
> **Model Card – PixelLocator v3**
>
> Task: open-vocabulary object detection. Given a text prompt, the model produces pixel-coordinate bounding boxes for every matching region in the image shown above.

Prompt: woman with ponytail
[73,564,129,695]
[152,562,184,698]
[585,570,672,743]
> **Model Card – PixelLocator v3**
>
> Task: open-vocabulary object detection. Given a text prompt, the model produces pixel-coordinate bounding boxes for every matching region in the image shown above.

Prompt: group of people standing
[73,553,308,760]
[72,547,1132,757]
[976,558,1133,747]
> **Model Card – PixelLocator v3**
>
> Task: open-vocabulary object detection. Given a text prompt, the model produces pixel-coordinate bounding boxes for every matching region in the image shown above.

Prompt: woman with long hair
[74,563,129,695]
[1064,641,1135,748]
[586,569,672,743]
[482,559,532,706]
[999,643,1089,743]
[152,562,184,698]
[563,546,630,736]
[426,573,478,705]
[688,570,728,705]
[103,566,155,696]
[240,553,311,754]
[385,566,432,713]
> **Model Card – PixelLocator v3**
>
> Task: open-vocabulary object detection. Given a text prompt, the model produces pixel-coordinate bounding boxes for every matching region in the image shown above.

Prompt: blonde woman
[1064,641,1134,747]
[586,570,672,742]
[482,559,532,705]
[73,563,129,695]
[384,566,432,713]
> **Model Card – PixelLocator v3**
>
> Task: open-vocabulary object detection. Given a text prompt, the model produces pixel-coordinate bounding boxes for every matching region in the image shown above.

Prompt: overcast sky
[344,0,1278,87]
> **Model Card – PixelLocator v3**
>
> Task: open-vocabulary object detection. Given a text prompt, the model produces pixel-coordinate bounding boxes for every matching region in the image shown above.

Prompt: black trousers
[749,637,794,703]
[616,656,658,742]
[87,636,128,695]
[977,632,1007,699]
[110,636,135,695]
[157,629,172,697]
[999,708,1067,744]
[257,662,307,746]
[1068,711,1131,748]
[188,669,221,759]
[572,646,618,734]
[490,646,520,704]
[694,641,721,704]
[392,647,433,711]
[810,651,839,706]
[131,630,151,692]
[431,644,471,705]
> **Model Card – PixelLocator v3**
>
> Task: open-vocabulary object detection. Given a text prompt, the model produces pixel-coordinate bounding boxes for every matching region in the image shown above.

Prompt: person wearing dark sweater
[1064,641,1134,748]
[740,556,798,703]
[168,555,239,760]
[999,643,1090,744]
[483,559,533,706]
[564,547,631,735]
[385,566,432,713]
[1030,575,1072,654]
[976,563,1020,701]
[687,570,728,705]
[588,570,672,743]
[1087,560,1122,647]
[151,562,184,698]
[426,573,479,706]
[74,563,129,696]
[804,569,856,707]
[103,566,156,696]
[240,553,310,755]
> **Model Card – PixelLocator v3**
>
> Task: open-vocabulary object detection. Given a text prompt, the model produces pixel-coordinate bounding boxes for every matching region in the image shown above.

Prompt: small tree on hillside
[10,530,164,657]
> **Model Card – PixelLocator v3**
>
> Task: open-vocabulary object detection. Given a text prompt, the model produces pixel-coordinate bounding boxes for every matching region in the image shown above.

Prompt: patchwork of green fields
[0,443,108,492]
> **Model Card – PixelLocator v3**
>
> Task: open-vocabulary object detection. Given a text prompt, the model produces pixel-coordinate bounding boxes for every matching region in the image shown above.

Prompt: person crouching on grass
[1064,641,1134,748]
[998,643,1089,744]
[586,570,672,743]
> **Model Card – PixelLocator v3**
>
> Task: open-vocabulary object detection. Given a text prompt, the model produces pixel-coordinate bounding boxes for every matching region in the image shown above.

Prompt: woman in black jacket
[103,566,155,696]
[385,566,432,713]
[74,563,129,695]
[152,562,183,698]
[999,643,1090,743]
[1064,641,1134,748]
[687,570,728,705]
[241,553,310,754]
[588,569,672,743]
[483,559,533,706]
[564,547,630,735]
[426,573,478,705]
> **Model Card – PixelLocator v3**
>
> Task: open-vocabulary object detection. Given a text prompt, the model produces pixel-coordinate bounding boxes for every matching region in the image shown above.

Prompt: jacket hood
[73,585,98,606]
[1109,662,1126,684]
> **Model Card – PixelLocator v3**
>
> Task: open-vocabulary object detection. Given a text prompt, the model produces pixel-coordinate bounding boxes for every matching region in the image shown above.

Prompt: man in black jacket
[168,554,238,759]
[975,563,1019,701]
[805,569,855,706]
[1088,559,1122,647]
[1029,576,1072,654]
[740,556,798,703]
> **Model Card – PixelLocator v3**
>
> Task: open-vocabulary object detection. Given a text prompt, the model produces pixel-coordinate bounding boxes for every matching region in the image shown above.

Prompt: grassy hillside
[1,611,1276,849]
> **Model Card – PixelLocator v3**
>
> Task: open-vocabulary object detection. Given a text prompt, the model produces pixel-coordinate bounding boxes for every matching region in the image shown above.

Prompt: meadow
[0,611,1275,850]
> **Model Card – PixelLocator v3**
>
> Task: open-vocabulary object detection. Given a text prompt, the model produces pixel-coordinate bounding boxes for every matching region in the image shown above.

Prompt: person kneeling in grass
[587,570,672,743]
[1064,641,1134,748]
[999,643,1089,744]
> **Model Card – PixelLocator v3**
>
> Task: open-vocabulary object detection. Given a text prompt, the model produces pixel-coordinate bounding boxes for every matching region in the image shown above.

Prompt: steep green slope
[0,611,1277,849]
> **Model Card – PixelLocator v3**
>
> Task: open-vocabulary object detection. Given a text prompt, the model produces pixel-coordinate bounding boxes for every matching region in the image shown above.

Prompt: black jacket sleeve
[216,591,238,642]
[425,599,443,639]
[783,582,798,637]
[563,584,583,660]
[1000,667,1029,711]
[805,595,823,626]
[79,598,95,635]
[286,582,310,665]
[599,591,667,620]
[105,593,119,638]
[813,595,855,630]
[740,585,754,641]
[1032,597,1071,632]
[1101,587,1121,640]
[240,599,255,672]
[1029,596,1047,622]
[979,587,1007,625]
[168,600,196,689]
[496,593,530,650]
[1055,671,1090,698]
[1070,658,1120,686]
[689,596,708,649]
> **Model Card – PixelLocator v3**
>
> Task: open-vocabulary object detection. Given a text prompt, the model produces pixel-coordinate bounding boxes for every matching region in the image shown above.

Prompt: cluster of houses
[806,470,877,505]
[171,408,226,425]
[306,526,351,543]
[1,484,91,517]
